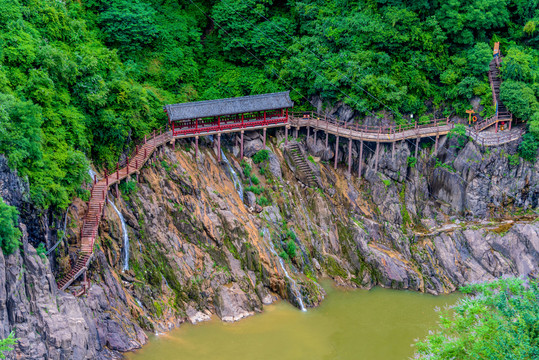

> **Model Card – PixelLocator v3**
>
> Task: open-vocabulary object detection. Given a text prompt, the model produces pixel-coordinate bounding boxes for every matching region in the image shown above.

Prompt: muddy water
[128,283,460,360]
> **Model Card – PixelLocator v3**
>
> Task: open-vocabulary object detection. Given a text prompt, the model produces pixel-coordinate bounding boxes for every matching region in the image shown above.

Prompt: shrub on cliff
[0,331,16,359]
[252,150,270,164]
[0,197,22,255]
[414,277,539,359]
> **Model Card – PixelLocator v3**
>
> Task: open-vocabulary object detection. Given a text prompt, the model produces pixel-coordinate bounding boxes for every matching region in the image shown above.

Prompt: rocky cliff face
[0,128,537,359]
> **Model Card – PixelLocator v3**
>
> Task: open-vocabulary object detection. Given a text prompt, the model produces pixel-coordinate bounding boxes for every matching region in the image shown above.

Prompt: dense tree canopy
[0,0,538,210]
[415,277,539,359]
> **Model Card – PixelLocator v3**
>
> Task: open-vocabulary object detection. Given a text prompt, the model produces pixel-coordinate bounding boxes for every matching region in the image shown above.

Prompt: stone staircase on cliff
[287,143,317,187]
[57,130,171,294]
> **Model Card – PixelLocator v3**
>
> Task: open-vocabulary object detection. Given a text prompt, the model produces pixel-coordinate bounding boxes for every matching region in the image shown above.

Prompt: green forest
[1,0,539,210]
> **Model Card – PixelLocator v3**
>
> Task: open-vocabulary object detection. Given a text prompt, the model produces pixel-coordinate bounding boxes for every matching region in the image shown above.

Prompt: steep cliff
[0,129,537,359]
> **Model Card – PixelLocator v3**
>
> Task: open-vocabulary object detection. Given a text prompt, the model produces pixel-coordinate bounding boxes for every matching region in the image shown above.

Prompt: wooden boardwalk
[289,113,522,147]
[57,131,172,292]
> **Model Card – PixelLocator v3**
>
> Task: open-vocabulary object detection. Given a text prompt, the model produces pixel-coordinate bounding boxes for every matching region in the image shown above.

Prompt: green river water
[128,283,461,360]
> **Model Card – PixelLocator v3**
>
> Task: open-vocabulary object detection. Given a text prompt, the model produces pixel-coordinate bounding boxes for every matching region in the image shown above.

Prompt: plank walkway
[57,131,172,292]
[289,113,522,147]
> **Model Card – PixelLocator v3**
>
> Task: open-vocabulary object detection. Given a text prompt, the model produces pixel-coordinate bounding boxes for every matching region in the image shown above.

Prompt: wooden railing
[57,130,172,293]
[172,114,288,137]
[289,111,453,142]
[290,111,522,147]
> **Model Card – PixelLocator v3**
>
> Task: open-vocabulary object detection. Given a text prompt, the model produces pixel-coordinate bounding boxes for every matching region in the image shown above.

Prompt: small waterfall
[108,199,130,271]
[221,150,243,201]
[88,168,99,182]
[261,228,306,311]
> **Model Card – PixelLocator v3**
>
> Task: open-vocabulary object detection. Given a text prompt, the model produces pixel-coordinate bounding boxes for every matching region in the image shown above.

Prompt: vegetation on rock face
[415,277,539,360]
[0,197,22,255]
[1,0,539,210]
[448,124,469,149]
[252,149,270,164]
[0,332,16,359]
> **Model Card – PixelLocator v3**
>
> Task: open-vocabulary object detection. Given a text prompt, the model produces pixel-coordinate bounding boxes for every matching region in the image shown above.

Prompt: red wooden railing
[57,129,172,293]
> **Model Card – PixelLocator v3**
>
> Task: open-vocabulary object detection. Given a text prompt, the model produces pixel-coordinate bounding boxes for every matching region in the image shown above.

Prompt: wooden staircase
[287,143,317,187]
[57,130,172,293]
[478,42,512,131]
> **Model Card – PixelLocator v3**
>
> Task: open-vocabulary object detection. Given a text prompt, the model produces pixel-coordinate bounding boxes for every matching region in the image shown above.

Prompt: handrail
[58,129,173,293]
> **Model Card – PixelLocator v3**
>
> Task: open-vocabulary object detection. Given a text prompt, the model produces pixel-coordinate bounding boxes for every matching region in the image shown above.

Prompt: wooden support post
[509,120,512,130]
[115,183,119,198]
[313,130,317,144]
[116,163,119,180]
[325,132,329,148]
[374,140,380,172]
[126,157,129,175]
[358,140,363,178]
[435,135,439,152]
[285,126,289,146]
[263,128,267,147]
[136,171,139,183]
[415,137,419,159]
[195,136,199,158]
[307,126,310,142]
[348,138,352,174]
[240,131,244,159]
[391,142,395,162]
[495,121,498,133]
[334,136,339,170]
[217,133,221,162]
[295,126,299,139]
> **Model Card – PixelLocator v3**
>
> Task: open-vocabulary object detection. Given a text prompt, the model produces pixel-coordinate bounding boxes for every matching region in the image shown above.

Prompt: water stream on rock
[128,282,461,360]
[220,150,243,201]
[262,228,306,311]
[108,199,130,271]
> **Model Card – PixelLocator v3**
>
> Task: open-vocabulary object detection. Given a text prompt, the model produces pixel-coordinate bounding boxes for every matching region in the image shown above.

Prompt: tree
[500,80,539,120]
[99,0,160,53]
[415,277,539,359]
[519,132,539,162]
[0,197,22,255]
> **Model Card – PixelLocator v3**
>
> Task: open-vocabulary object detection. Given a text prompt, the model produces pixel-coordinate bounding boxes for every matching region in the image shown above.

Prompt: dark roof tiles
[164,91,293,121]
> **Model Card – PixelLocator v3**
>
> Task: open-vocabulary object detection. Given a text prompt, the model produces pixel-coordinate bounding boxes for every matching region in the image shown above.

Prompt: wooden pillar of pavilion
[240,131,244,159]
[285,125,289,146]
[358,140,363,178]
[195,136,199,158]
[217,133,221,162]
[263,128,267,147]
[374,141,380,172]
[391,141,395,162]
[348,138,353,174]
[495,121,498,133]
[435,135,439,152]
[334,136,339,170]
[307,126,310,142]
